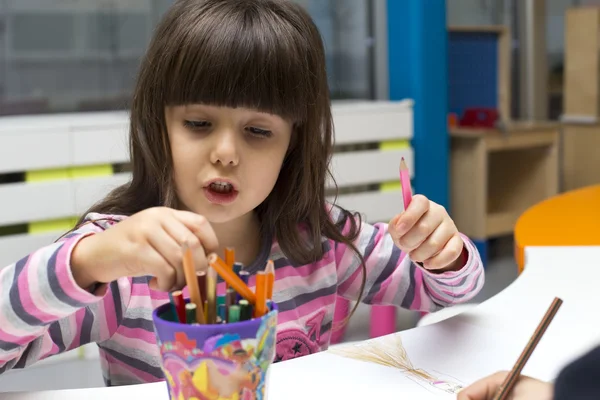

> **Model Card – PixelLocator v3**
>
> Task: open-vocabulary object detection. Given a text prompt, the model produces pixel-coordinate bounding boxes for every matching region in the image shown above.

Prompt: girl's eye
[246,126,273,138]
[184,120,210,130]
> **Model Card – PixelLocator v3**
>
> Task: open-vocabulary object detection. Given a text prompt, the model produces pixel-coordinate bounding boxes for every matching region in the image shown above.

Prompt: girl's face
[165,104,293,224]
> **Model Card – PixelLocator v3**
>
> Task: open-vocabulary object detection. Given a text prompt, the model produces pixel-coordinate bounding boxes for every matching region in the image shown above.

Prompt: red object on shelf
[459,108,499,128]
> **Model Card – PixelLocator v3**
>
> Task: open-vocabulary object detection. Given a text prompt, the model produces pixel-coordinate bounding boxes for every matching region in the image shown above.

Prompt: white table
[3,246,599,399]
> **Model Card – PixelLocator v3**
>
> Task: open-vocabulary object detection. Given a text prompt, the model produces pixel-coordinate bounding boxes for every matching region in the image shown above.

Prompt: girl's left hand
[388,194,465,271]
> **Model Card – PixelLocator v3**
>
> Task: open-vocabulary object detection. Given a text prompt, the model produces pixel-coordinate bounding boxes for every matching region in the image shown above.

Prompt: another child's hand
[71,207,218,292]
[457,371,554,400]
[388,195,464,271]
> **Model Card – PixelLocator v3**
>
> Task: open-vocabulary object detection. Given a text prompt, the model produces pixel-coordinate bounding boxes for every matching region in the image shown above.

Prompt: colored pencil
[206,266,217,324]
[218,304,227,322]
[493,297,563,400]
[226,288,236,310]
[196,271,207,305]
[265,260,275,300]
[181,243,206,324]
[171,290,186,323]
[239,299,252,321]
[228,305,241,323]
[207,254,257,304]
[225,247,235,269]
[399,157,412,209]
[185,303,197,324]
[233,262,244,277]
[254,271,267,318]
[237,270,250,301]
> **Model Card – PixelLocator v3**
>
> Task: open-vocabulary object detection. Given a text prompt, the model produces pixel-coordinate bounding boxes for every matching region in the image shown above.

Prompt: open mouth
[209,181,234,194]
[204,181,238,204]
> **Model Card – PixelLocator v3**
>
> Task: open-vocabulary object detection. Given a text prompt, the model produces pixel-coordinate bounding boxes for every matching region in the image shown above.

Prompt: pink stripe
[0,327,39,348]
[69,308,86,349]
[277,294,336,324]
[102,288,118,337]
[95,292,110,340]
[274,264,336,293]
[116,325,156,344]
[410,268,424,310]
[104,353,161,383]
[55,234,99,304]
[112,332,155,351]
[17,262,57,324]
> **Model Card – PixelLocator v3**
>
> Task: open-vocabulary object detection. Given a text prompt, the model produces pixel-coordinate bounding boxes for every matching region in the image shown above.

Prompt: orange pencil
[207,253,257,305]
[225,247,235,269]
[182,243,206,324]
[255,271,267,318]
[265,260,275,300]
[224,247,235,291]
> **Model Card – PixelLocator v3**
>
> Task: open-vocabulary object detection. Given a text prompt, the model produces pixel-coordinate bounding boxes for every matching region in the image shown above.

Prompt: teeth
[210,182,233,193]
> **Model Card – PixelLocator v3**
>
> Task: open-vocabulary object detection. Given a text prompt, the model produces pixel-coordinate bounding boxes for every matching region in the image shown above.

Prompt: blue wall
[387,0,449,209]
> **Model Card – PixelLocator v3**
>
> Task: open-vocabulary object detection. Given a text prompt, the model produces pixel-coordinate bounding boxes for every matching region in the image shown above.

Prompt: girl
[0,0,484,387]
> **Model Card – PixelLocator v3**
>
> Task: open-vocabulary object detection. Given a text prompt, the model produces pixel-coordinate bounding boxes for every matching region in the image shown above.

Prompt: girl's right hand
[70,207,219,292]
[457,371,554,400]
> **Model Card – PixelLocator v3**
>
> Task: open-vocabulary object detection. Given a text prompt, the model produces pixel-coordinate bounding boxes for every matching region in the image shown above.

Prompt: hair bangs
[164,2,314,124]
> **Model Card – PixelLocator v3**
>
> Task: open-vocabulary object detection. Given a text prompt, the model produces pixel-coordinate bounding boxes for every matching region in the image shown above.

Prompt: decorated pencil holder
[152,301,278,400]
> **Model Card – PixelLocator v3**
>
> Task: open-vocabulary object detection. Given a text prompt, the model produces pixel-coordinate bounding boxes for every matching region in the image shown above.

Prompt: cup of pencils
[152,246,277,400]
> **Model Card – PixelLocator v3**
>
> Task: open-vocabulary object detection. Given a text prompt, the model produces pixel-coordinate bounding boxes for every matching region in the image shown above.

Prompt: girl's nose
[209,129,239,167]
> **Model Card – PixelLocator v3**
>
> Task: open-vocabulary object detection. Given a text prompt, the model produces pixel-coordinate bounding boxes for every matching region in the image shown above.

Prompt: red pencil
[171,290,186,323]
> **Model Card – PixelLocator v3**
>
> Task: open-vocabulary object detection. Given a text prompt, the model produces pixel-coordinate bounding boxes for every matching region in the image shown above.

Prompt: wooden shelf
[450,123,560,240]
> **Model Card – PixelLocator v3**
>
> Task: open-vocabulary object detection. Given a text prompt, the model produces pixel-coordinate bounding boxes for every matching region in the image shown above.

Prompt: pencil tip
[400,158,408,170]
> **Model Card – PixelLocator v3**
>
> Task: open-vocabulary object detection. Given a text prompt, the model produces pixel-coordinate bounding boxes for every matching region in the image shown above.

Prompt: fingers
[146,228,186,290]
[422,234,464,270]
[394,195,430,236]
[172,210,219,253]
[408,222,455,263]
[161,217,209,273]
[396,208,444,251]
[458,371,508,400]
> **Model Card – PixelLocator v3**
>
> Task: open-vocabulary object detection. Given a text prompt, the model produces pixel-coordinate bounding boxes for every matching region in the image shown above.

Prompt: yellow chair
[514,184,600,273]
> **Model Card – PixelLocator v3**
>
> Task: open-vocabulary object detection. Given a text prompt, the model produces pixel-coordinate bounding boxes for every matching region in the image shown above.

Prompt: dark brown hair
[78,0,366,320]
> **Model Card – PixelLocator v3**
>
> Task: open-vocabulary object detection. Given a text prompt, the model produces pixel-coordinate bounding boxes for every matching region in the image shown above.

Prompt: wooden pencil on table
[493,297,563,400]
[181,242,206,324]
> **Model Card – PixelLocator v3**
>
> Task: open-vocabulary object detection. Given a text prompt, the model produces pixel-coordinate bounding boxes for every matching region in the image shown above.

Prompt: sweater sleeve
[553,345,600,400]
[332,206,485,312]
[0,220,131,373]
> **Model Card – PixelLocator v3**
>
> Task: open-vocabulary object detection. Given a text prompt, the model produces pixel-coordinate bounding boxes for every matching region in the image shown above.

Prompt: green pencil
[228,305,241,323]
[185,303,197,324]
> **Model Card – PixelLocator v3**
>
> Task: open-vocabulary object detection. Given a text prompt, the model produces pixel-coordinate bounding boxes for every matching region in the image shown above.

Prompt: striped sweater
[0,207,484,386]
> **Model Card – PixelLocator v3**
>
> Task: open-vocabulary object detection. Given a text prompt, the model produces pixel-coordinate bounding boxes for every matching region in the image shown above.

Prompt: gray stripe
[276,269,337,303]
[102,340,161,368]
[121,317,155,333]
[277,285,337,313]
[363,245,401,303]
[391,256,414,306]
[102,347,163,378]
[125,307,152,320]
[400,262,417,309]
[79,308,94,345]
[10,257,43,326]
[0,340,19,352]
[36,244,83,314]
[104,373,147,386]
[48,322,66,353]
[47,245,87,308]
[132,276,150,285]
[110,281,124,327]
